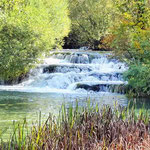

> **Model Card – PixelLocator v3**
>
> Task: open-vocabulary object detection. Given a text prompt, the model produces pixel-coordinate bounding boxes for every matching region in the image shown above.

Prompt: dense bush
[0,0,70,81]
[124,64,150,97]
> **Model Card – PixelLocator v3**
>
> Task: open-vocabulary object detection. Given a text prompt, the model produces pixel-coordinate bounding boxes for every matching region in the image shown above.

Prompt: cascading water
[0,50,130,140]
[0,50,127,94]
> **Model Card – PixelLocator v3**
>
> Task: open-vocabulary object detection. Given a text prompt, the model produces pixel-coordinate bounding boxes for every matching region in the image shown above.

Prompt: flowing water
[0,49,149,140]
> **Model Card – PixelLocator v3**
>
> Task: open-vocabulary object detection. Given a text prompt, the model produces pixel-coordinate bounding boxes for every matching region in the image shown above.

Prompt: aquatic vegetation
[0,101,149,150]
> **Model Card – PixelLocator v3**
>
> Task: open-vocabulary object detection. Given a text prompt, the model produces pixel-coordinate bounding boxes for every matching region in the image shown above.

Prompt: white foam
[0,51,128,93]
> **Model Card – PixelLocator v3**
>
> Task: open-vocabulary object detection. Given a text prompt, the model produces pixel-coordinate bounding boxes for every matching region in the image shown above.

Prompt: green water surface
[0,91,149,140]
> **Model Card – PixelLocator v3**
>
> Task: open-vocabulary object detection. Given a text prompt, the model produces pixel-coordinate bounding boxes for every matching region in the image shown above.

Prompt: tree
[0,0,70,82]
[65,0,112,49]
[111,0,150,63]
[111,0,150,96]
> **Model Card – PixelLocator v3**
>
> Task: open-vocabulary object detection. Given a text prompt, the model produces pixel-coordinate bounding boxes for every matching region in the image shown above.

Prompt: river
[0,50,149,140]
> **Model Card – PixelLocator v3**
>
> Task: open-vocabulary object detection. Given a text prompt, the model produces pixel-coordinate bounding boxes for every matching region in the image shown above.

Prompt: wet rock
[76,83,126,93]
[43,65,56,73]
[77,84,101,92]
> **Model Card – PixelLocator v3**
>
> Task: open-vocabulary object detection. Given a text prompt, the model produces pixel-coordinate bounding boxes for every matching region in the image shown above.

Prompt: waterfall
[0,50,127,94]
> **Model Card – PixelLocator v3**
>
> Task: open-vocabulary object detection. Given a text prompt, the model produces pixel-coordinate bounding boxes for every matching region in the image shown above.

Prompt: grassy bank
[0,101,150,150]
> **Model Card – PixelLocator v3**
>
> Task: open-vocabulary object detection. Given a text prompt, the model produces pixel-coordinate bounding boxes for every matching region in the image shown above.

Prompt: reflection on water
[0,91,150,140]
[128,98,150,111]
[0,91,129,140]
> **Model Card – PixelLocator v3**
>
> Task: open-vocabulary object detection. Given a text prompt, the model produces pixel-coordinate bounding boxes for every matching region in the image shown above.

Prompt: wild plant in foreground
[0,101,150,150]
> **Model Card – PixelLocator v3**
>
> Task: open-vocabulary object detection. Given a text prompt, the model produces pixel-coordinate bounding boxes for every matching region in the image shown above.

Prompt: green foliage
[0,0,70,81]
[113,0,150,29]
[110,0,150,96]
[111,0,150,61]
[124,64,150,97]
[65,0,112,49]
[0,23,40,80]
[111,25,150,64]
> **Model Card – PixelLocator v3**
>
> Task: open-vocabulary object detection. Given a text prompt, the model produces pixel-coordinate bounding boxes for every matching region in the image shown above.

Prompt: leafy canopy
[0,0,70,81]
[65,0,112,49]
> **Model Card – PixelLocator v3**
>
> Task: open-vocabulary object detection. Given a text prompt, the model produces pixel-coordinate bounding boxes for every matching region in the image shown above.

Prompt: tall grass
[0,101,150,150]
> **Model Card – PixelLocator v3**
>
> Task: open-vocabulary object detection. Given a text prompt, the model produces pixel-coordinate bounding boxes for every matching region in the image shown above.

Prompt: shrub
[124,64,150,97]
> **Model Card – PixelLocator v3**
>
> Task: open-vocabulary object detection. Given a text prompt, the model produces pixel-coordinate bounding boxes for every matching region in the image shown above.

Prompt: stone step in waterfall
[19,50,127,93]
[49,50,113,64]
[0,50,127,93]
[68,81,126,93]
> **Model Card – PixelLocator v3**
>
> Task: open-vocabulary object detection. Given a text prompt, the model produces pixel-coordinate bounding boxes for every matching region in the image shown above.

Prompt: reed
[0,100,149,150]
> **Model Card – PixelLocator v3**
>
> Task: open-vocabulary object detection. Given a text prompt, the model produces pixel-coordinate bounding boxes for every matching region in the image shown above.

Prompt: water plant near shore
[0,101,150,150]
[0,102,150,150]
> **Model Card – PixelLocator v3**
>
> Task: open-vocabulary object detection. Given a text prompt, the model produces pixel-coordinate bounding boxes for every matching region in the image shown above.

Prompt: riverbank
[0,101,149,150]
